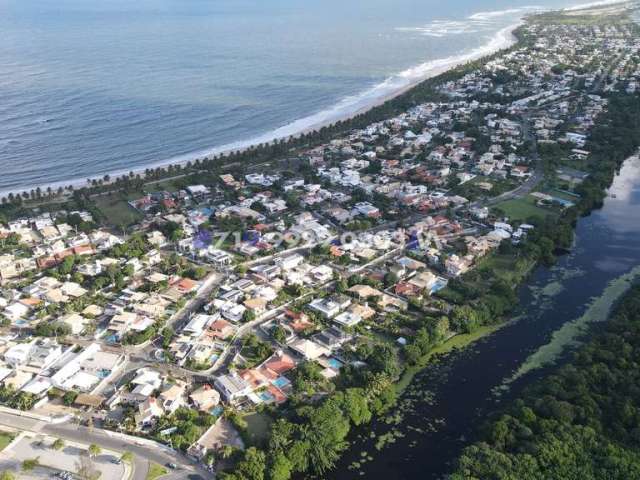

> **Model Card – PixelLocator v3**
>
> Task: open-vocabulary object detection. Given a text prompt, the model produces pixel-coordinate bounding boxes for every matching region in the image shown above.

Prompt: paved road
[0,411,213,480]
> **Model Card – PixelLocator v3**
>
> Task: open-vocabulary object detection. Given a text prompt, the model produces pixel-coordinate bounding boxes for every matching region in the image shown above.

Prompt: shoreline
[0,0,628,200]
[0,22,522,199]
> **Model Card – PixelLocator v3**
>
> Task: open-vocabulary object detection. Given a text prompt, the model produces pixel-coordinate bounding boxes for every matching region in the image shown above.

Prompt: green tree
[88,444,101,458]
[236,447,266,480]
[52,438,65,450]
[21,458,39,472]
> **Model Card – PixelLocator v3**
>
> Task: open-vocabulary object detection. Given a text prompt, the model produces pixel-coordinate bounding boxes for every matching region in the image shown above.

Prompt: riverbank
[449,281,640,479]
[394,323,506,395]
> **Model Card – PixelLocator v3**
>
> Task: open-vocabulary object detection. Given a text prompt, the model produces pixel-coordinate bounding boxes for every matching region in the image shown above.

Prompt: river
[329,156,640,479]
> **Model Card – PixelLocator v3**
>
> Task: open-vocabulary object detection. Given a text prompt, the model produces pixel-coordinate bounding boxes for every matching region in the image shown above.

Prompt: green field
[494,195,556,222]
[92,193,144,227]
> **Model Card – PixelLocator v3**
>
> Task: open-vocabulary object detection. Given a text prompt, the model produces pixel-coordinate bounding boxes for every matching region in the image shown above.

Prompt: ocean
[0,0,616,194]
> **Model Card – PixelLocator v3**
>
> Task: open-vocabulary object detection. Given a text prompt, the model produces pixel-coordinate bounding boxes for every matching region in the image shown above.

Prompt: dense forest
[449,283,640,480]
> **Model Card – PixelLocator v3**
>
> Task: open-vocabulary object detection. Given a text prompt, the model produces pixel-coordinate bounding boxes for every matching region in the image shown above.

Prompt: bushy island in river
[449,283,640,480]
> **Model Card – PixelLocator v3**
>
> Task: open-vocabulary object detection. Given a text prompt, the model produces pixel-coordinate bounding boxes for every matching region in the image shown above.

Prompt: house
[59,313,90,335]
[288,338,330,360]
[310,265,333,283]
[348,285,383,300]
[208,319,236,340]
[214,373,252,403]
[4,341,33,366]
[3,302,30,321]
[189,385,221,412]
[308,295,351,319]
[276,254,304,271]
[218,302,246,323]
[159,381,187,413]
[244,298,268,316]
[408,271,438,291]
[351,202,381,218]
[5,338,63,369]
[445,255,472,277]
[333,311,362,328]
[49,342,123,393]
[130,368,163,400]
[284,310,315,333]
[312,327,352,351]
[184,314,216,337]
[147,231,168,247]
[377,293,408,312]
[187,185,210,197]
[135,397,164,428]
[347,303,376,320]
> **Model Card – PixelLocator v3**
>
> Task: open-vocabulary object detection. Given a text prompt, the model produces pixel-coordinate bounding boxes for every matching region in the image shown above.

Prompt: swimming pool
[272,377,290,389]
[327,358,343,370]
[430,278,449,295]
[210,406,224,417]
[259,391,276,402]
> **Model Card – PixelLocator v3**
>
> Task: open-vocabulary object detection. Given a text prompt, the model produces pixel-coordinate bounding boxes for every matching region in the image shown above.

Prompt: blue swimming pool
[328,358,343,370]
[430,278,449,295]
[272,377,290,388]
[210,406,224,417]
[259,391,275,402]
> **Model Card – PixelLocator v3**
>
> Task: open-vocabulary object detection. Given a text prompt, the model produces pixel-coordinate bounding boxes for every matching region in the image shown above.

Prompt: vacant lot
[92,192,144,227]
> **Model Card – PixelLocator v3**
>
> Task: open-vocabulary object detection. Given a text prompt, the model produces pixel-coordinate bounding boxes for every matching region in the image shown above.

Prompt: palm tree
[88,444,101,458]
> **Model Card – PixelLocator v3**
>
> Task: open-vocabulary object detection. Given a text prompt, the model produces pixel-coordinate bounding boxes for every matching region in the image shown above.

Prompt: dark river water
[330,156,640,480]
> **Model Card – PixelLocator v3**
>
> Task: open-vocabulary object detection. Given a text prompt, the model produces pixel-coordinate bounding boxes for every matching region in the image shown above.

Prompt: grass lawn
[242,412,273,447]
[92,193,144,227]
[494,195,556,222]
[146,462,168,480]
[0,430,15,451]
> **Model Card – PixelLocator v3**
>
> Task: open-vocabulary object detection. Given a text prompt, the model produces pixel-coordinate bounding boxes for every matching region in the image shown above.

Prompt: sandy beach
[0,0,629,199]
[0,22,521,199]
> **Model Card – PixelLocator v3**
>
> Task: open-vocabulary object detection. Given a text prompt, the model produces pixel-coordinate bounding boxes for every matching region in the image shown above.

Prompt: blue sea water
[0,0,613,193]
